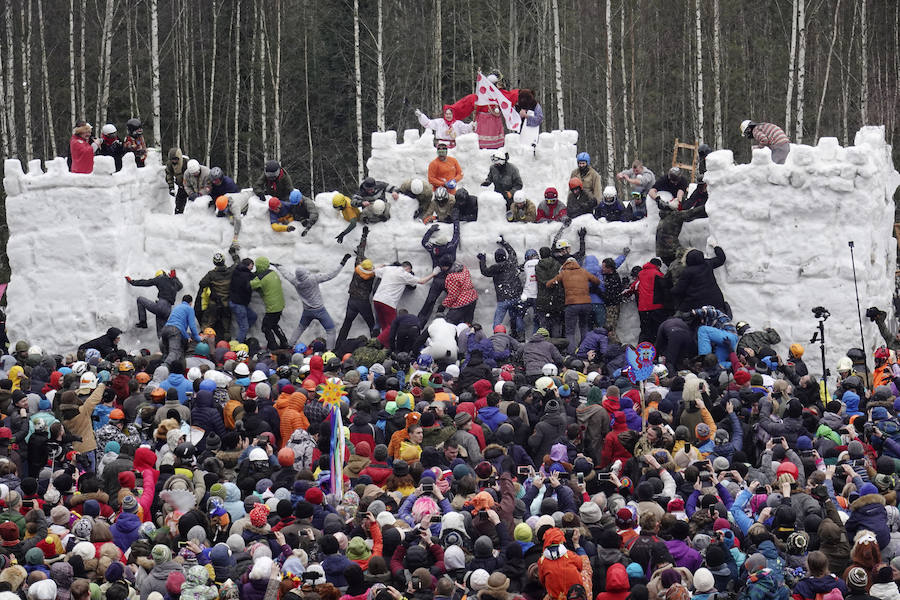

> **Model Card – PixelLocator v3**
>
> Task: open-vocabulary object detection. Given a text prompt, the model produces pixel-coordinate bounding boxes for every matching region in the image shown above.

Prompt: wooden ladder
[672,138,699,183]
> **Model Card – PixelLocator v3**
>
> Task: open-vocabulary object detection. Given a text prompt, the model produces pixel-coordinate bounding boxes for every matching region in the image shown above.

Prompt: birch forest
[0,0,897,195]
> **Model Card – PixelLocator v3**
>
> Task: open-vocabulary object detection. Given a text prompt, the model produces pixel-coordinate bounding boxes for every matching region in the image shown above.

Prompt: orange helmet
[150,387,166,399]
[136,372,151,384]
[109,409,125,420]
[568,177,583,190]
[215,195,229,211]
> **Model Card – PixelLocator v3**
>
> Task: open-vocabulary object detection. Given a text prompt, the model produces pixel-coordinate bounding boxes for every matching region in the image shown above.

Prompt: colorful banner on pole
[475,72,522,132]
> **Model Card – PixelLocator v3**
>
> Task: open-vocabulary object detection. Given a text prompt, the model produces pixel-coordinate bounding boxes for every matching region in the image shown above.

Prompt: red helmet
[776,461,799,482]
[268,197,281,212]
[568,177,583,190]
[493,325,507,334]
[544,187,558,199]
[875,347,890,360]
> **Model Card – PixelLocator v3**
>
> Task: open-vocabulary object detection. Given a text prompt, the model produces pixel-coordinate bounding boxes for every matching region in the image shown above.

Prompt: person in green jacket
[0,491,26,535]
[250,256,288,350]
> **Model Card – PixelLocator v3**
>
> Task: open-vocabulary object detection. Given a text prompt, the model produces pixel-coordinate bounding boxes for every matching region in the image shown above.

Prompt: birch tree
[304,19,314,192]
[79,0,85,121]
[712,0,723,148]
[20,0,33,161]
[270,0,282,158]
[37,0,55,157]
[551,0,565,129]
[619,1,630,162]
[150,0,161,149]
[205,0,219,165]
[231,1,240,180]
[795,0,806,142]
[508,0,518,86]
[68,0,76,127]
[860,0,867,124]
[96,0,115,127]
[784,0,798,135]
[376,0,385,131]
[604,0,613,182]
[353,0,363,180]
[0,19,7,157]
[258,3,268,160]
[814,0,841,141]
[694,0,704,144]
[433,0,442,111]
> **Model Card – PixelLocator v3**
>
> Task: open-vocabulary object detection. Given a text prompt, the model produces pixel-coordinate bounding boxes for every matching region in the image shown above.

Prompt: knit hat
[859,482,879,497]
[470,569,490,591]
[705,544,728,568]
[453,412,471,428]
[750,373,764,386]
[151,544,172,564]
[744,553,767,573]
[105,562,125,582]
[304,488,324,505]
[49,505,70,526]
[514,523,533,542]
[121,495,138,513]
[165,572,185,596]
[693,568,715,593]
[118,471,136,489]
[733,369,750,386]
[72,517,93,540]
[392,460,410,477]
[695,423,711,440]
[847,567,869,591]
[876,565,894,584]
[482,572,510,596]
[249,503,270,527]
[626,563,645,579]
[25,547,45,565]
[579,501,602,524]
[346,536,371,561]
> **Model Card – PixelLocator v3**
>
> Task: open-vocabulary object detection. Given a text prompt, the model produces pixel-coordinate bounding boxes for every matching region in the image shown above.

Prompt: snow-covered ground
[3,126,897,375]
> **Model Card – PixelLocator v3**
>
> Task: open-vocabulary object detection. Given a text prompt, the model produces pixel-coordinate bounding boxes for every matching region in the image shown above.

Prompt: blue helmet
[293,342,307,354]
[356,365,369,377]
[417,354,433,368]
[288,189,303,206]
[576,152,590,165]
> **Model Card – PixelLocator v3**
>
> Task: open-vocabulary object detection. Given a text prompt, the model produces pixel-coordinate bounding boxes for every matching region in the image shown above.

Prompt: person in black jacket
[417,219,460,326]
[98,124,127,171]
[126,270,183,334]
[671,246,727,313]
[454,187,478,221]
[388,310,421,354]
[229,258,257,343]
[481,153,523,210]
[478,235,524,339]
[78,327,122,360]
[336,226,378,353]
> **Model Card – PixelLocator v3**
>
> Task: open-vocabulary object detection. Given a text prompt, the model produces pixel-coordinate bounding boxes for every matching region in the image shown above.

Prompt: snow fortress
[3,126,898,374]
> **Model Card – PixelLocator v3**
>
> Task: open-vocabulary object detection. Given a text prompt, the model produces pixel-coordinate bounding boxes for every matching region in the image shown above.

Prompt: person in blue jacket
[160,295,200,367]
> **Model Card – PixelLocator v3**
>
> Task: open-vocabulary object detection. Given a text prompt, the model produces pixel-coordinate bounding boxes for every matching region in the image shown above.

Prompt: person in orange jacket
[538,527,586,600]
[427,143,463,192]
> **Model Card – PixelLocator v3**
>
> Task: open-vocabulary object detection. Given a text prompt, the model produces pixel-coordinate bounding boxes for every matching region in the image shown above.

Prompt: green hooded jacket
[249,256,285,313]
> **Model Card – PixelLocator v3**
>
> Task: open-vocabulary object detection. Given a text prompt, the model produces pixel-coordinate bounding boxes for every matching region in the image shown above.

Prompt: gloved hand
[428,223,440,233]
[287,226,296,232]
[496,235,504,244]
[257,193,267,202]
[169,270,177,279]
[301,228,310,237]
[866,307,882,322]
[622,246,631,256]
[362,225,369,236]
[436,305,447,314]
[336,233,346,244]
[169,188,176,197]
[340,253,352,265]
[477,253,486,261]
[562,217,572,227]
[207,197,216,208]
[578,227,587,238]
[300,219,310,228]
[125,276,132,283]
[414,108,423,118]
[481,180,490,187]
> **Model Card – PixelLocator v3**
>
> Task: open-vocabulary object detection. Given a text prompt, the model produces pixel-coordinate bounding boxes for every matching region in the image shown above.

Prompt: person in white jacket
[415,106,475,148]
[521,249,540,334]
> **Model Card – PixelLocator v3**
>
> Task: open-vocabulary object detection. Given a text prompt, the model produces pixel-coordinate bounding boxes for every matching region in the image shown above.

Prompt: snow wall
[2,126,897,376]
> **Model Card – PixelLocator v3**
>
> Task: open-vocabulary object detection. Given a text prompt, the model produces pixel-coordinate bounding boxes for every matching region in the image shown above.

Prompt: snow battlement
[2,127,897,373]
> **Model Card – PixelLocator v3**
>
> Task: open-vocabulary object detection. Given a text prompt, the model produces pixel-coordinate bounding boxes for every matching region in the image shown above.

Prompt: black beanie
[276,500,293,519]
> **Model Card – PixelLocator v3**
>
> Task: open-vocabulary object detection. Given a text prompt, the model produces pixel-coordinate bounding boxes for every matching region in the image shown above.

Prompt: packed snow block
[706,125,899,372]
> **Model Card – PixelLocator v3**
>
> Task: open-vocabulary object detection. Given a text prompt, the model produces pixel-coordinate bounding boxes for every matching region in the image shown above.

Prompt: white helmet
[234,362,250,377]
[534,376,557,392]
[187,367,202,382]
[79,372,98,390]
[101,123,117,136]
[186,159,201,175]
[653,364,669,379]
[27,345,42,357]
[602,185,617,199]
[494,380,505,395]
[71,361,88,376]
[250,370,267,383]
[513,190,527,204]
[371,199,386,215]
[555,239,571,250]
[542,363,558,377]
[248,447,267,462]
[410,178,424,195]
[837,357,853,373]
[739,119,752,136]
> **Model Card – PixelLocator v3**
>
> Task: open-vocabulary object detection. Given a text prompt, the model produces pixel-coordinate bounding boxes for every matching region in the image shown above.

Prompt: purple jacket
[240,577,268,600]
[665,539,703,572]
[110,512,142,552]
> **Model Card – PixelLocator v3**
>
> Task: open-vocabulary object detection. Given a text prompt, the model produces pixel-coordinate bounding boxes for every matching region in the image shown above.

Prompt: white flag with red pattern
[475,72,522,132]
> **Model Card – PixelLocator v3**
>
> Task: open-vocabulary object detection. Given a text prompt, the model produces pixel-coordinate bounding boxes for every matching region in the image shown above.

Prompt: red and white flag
[475,72,522,132]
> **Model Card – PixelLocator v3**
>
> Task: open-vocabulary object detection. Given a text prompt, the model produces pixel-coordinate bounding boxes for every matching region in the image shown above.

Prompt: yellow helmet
[322,351,337,364]
[202,327,216,337]
[118,361,134,372]
[332,193,348,209]
[154,270,165,277]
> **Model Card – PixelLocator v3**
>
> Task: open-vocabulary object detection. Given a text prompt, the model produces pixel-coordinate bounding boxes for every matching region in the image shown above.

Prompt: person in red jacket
[596,563,631,600]
[600,411,633,467]
[359,444,392,487]
[69,122,100,174]
[637,259,667,343]
[440,262,478,325]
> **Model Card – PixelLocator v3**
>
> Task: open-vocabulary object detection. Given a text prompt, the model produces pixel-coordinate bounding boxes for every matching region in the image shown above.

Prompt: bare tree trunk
[619,1,630,163]
[273,0,282,158]
[248,0,257,168]
[814,0,841,142]
[68,0,76,125]
[205,0,219,165]
[694,0,704,144]
[258,2,268,161]
[629,9,636,156]
[3,4,15,157]
[0,17,7,157]
[232,0,240,180]
[150,0,161,149]
[173,2,182,149]
[795,0,805,142]
[604,0,613,182]
[508,0,518,86]
[96,0,115,127]
[37,0,55,157]
[354,0,363,180]
[304,17,314,192]
[433,0,442,110]
[127,9,136,115]
[784,0,797,135]
[467,0,474,84]
[376,0,385,131]
[79,0,85,121]
[20,0,33,161]
[712,0,723,148]
[551,0,565,129]
[860,0,868,124]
